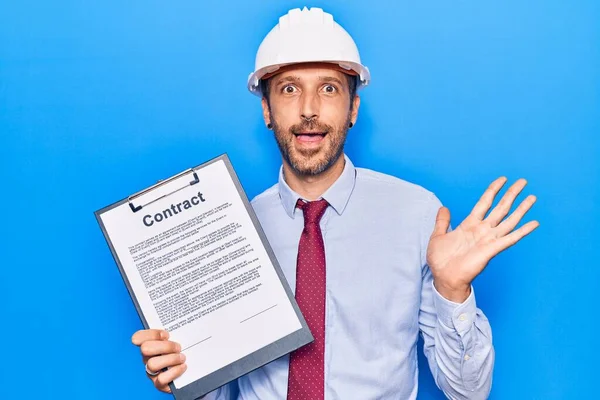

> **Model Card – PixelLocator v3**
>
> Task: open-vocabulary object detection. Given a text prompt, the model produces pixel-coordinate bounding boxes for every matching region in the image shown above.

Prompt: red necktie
[287,199,329,400]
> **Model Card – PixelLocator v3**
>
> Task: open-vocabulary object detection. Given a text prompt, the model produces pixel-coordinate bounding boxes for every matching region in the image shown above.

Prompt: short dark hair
[260,74,358,110]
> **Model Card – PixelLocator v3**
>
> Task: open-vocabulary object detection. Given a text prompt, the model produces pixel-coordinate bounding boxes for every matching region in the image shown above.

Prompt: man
[131,7,538,399]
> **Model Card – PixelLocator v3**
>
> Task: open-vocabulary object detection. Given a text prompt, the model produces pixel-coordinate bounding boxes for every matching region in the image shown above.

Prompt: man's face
[262,65,360,176]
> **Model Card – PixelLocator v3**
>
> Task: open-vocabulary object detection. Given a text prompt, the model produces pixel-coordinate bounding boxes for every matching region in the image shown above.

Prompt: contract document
[95,154,312,400]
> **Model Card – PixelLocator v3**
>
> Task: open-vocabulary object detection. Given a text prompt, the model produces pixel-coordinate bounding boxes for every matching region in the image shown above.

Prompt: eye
[282,84,298,94]
[322,84,337,94]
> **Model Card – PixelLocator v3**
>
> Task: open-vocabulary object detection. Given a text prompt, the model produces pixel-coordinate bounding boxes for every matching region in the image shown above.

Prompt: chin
[289,152,338,176]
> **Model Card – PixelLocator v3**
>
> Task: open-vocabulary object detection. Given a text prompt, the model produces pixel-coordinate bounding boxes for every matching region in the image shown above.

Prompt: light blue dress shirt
[206,155,494,400]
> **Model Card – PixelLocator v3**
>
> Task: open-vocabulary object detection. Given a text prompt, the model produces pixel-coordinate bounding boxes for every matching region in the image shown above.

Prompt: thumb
[431,207,451,238]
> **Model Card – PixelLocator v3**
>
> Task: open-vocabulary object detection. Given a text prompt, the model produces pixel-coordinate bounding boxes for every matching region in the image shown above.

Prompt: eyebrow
[318,76,344,86]
[274,76,300,87]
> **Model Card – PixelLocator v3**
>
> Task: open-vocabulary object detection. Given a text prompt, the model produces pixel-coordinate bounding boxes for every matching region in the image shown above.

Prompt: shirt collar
[278,154,357,219]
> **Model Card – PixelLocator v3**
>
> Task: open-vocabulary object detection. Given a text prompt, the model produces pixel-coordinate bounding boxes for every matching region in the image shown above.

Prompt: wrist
[433,279,471,303]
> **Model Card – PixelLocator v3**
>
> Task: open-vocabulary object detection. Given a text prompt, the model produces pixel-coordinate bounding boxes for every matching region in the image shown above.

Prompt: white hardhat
[247,7,370,96]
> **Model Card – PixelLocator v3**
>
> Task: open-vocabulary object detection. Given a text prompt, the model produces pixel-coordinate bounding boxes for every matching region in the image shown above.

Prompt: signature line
[182,336,212,352]
[240,304,278,323]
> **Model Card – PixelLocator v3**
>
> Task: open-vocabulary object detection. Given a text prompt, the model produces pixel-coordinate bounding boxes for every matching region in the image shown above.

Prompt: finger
[470,177,508,220]
[154,363,188,390]
[152,374,173,394]
[488,220,539,256]
[140,340,182,358]
[485,178,528,226]
[495,195,537,236]
[146,353,186,374]
[131,329,169,346]
[155,384,172,394]
[431,207,451,238]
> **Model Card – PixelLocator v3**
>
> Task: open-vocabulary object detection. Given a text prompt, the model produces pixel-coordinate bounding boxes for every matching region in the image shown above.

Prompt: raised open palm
[427,177,539,302]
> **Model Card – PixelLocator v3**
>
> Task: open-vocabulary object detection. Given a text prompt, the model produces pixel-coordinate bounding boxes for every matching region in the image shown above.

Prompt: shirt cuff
[432,281,477,334]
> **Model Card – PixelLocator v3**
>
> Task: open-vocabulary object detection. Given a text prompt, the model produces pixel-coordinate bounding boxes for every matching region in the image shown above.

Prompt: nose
[300,91,319,122]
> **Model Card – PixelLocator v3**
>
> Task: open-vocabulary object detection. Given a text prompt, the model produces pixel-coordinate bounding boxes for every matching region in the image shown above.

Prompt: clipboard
[94,154,312,400]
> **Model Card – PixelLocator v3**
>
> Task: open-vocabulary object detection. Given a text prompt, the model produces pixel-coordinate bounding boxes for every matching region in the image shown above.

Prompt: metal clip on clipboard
[128,168,200,213]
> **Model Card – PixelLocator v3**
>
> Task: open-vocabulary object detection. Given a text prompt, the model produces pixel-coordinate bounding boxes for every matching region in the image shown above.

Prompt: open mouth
[293,132,328,143]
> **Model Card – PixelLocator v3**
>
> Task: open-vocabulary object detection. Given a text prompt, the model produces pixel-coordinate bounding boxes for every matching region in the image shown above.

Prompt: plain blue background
[1,1,598,399]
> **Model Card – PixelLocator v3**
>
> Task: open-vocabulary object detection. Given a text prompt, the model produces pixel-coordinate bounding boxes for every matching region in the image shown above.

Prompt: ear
[261,97,272,128]
[350,95,361,126]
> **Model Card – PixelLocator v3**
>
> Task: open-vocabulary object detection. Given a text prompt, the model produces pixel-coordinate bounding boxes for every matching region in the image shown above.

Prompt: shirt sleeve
[418,192,495,399]
[199,381,237,400]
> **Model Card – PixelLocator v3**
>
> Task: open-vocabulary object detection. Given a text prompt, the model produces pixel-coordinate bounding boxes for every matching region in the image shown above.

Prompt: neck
[283,155,346,201]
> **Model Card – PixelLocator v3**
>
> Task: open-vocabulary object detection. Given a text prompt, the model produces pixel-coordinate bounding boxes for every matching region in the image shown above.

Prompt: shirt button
[464,354,471,361]
[458,313,468,321]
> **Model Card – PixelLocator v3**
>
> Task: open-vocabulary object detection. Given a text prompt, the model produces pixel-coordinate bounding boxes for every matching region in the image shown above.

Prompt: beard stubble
[271,113,352,176]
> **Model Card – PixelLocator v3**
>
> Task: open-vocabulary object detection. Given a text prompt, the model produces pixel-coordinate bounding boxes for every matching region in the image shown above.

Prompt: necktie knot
[296,199,329,225]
